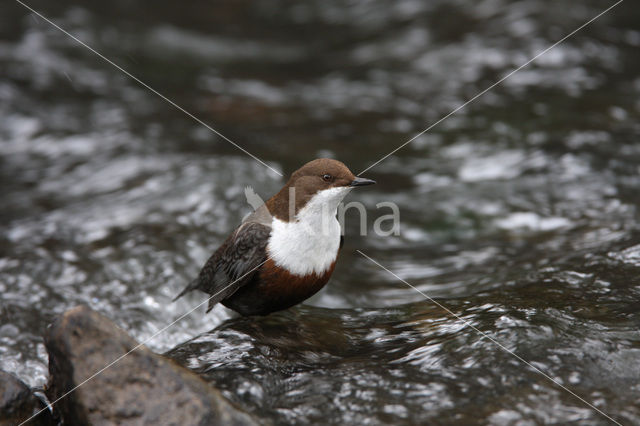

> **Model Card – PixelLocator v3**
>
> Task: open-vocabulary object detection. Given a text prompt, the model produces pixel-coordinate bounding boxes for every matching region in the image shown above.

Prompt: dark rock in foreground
[0,370,54,426]
[45,305,259,425]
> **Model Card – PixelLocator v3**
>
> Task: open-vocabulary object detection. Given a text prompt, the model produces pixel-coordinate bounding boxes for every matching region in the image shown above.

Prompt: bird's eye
[322,174,333,182]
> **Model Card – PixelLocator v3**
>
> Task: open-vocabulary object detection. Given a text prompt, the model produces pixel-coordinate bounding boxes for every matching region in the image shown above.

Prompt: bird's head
[264,158,375,221]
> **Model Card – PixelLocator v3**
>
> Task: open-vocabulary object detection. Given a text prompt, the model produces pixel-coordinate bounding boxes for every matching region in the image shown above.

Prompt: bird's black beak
[350,177,376,187]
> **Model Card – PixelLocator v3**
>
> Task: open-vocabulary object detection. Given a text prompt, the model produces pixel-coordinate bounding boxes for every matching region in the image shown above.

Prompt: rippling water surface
[1,0,639,424]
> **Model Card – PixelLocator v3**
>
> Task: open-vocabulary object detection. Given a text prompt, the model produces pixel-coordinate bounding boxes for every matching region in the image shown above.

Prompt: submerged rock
[44,305,259,425]
[0,370,54,426]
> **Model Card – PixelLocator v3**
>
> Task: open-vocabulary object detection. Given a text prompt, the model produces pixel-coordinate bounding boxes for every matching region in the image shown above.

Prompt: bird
[174,158,375,316]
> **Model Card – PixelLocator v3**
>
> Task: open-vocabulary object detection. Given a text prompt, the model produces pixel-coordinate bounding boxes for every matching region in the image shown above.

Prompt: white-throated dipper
[174,158,375,316]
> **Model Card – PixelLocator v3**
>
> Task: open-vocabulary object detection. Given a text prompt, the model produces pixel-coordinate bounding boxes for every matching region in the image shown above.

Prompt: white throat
[267,187,352,276]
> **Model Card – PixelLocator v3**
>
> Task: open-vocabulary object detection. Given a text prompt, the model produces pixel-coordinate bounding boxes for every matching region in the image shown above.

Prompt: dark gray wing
[174,221,271,312]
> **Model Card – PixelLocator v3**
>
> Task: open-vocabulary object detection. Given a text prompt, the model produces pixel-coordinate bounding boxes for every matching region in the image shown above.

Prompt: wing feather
[174,221,271,312]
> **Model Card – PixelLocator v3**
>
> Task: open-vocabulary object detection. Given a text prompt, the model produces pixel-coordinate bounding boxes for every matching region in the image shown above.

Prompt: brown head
[265,158,375,221]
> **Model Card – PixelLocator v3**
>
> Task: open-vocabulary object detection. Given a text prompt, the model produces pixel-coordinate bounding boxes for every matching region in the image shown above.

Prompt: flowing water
[1,0,639,424]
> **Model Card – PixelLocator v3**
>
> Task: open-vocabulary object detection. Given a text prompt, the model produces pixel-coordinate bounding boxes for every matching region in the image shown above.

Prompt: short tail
[172,277,200,302]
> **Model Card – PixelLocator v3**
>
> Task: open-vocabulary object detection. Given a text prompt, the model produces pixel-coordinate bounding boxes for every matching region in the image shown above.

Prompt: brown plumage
[221,259,337,316]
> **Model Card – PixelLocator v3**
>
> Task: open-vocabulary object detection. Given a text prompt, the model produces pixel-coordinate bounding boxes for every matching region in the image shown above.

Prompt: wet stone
[0,370,54,426]
[44,305,260,426]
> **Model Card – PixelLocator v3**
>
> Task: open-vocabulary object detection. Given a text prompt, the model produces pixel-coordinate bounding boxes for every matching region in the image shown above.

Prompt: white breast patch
[266,186,352,276]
